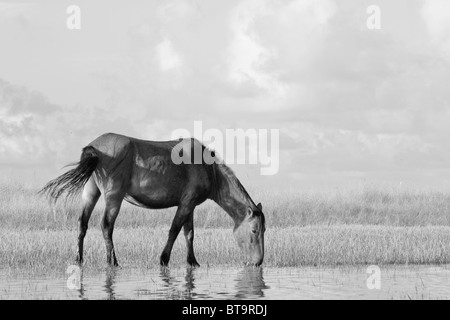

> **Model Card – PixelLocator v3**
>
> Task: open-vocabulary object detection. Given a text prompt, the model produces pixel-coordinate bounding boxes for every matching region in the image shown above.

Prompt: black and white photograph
[1,0,450,303]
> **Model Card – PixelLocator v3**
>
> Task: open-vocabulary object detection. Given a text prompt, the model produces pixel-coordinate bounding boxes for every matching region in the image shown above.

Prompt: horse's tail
[39,146,99,202]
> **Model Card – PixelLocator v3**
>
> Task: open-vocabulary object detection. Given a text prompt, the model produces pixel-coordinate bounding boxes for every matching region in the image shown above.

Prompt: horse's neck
[216,194,247,223]
[212,169,252,223]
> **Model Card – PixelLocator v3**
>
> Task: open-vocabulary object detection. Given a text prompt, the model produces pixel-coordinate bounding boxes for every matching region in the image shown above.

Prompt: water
[1,265,449,300]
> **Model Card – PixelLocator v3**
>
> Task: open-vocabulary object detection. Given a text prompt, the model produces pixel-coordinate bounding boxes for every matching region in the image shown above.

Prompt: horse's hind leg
[102,191,124,267]
[76,177,100,264]
[183,212,200,267]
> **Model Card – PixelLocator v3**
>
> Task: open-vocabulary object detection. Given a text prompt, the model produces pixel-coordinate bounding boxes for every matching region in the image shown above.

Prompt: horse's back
[88,133,180,163]
[128,137,212,207]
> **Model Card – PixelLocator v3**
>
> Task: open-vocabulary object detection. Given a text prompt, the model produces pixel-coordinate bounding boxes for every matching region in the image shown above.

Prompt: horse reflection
[158,267,183,299]
[76,268,86,300]
[184,268,196,299]
[103,267,118,300]
[159,267,176,288]
[74,266,269,299]
[235,267,269,299]
[159,267,199,299]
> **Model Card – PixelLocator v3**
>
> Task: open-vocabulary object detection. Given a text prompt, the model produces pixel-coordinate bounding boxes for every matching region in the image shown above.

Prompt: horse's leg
[76,177,100,264]
[102,192,124,267]
[183,212,200,267]
[160,204,194,266]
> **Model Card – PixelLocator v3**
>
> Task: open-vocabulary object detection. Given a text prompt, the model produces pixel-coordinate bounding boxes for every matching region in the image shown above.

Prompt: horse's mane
[208,161,254,207]
[197,141,254,207]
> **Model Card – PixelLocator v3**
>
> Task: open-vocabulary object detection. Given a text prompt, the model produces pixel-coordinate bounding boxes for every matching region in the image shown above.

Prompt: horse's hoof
[159,258,169,267]
[160,259,169,267]
[160,253,170,266]
[187,260,200,268]
[106,260,120,268]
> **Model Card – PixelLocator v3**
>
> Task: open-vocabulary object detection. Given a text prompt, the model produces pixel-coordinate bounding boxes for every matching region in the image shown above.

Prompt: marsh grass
[1,181,450,270]
[1,226,449,271]
[2,181,450,230]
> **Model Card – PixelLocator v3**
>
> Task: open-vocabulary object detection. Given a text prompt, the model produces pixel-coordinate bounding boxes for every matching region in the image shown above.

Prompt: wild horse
[40,133,266,267]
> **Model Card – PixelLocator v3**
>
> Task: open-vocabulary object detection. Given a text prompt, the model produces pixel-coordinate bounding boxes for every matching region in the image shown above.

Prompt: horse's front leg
[183,212,200,267]
[160,204,194,266]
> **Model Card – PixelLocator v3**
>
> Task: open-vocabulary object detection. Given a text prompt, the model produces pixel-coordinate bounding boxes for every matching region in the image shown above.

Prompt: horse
[40,133,266,267]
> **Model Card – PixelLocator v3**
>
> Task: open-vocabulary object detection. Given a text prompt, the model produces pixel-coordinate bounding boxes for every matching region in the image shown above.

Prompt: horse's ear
[256,203,262,211]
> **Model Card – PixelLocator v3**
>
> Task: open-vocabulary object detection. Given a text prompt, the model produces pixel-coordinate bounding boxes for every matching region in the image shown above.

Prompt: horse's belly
[126,174,183,209]
[124,192,179,209]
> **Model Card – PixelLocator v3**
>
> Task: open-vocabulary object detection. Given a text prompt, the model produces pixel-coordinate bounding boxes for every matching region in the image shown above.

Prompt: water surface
[1,265,449,300]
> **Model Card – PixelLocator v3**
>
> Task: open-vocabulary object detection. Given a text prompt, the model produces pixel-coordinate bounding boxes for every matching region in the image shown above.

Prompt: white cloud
[276,0,336,27]
[223,0,337,112]
[227,0,286,104]
[280,121,437,175]
[0,2,35,20]
[155,38,183,71]
[157,0,201,23]
[421,0,450,57]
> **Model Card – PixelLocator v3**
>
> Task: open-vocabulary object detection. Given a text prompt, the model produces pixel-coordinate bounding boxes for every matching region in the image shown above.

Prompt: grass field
[1,181,450,271]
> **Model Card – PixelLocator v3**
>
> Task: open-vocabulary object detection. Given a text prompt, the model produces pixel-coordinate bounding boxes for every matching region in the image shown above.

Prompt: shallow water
[0,265,449,300]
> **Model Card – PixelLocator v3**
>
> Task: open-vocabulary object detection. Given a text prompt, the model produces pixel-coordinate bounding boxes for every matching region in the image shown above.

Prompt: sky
[1,0,450,190]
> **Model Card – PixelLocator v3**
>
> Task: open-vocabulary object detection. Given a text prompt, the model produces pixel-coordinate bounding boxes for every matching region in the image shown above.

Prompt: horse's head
[233,203,265,266]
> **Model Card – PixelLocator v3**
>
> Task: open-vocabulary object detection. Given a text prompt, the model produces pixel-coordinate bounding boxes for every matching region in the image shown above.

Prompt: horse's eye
[252,229,257,234]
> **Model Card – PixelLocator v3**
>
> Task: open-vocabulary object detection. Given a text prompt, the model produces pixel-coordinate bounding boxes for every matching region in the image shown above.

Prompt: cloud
[157,0,202,23]
[0,79,55,165]
[155,38,183,71]
[0,2,35,19]
[0,78,142,167]
[222,0,337,112]
[227,0,273,86]
[0,79,59,116]
[1,0,450,188]
[278,118,449,183]
[421,0,450,57]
